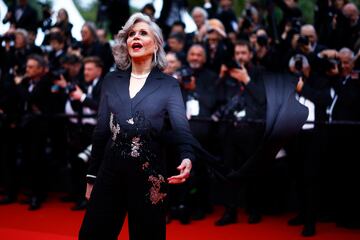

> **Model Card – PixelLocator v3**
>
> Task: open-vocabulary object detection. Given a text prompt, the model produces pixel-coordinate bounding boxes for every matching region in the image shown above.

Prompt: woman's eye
[140,30,147,36]
[129,31,135,37]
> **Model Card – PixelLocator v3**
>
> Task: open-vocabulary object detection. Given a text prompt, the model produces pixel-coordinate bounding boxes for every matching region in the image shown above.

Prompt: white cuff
[80,94,87,102]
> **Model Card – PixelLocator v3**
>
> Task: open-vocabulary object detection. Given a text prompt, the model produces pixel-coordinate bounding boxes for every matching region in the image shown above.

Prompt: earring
[154,50,157,62]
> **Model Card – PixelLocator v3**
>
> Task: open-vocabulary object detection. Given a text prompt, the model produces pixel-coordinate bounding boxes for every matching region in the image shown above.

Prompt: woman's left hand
[167,159,192,184]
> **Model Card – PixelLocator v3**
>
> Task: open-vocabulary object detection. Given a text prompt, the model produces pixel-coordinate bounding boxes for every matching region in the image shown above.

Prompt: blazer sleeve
[86,77,111,184]
[82,96,99,111]
[166,80,196,162]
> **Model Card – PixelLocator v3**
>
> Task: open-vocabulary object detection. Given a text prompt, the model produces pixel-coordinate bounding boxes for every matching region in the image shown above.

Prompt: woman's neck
[131,57,152,75]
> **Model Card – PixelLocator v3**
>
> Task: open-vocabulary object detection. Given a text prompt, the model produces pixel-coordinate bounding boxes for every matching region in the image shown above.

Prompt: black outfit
[2,3,38,32]
[285,72,332,236]
[328,75,360,228]
[17,75,53,209]
[179,67,218,221]
[79,67,196,240]
[0,72,21,203]
[215,65,267,224]
[65,78,102,209]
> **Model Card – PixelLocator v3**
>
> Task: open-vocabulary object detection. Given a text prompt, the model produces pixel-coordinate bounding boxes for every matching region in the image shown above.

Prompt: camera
[50,68,76,94]
[297,35,309,46]
[50,68,68,81]
[78,145,92,163]
[290,18,303,34]
[294,56,303,72]
[0,33,15,43]
[257,35,268,47]
[211,94,245,121]
[224,59,242,70]
[176,67,193,83]
[324,58,340,71]
[290,54,308,73]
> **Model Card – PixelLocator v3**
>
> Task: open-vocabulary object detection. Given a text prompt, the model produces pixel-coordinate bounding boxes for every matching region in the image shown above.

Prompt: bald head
[343,3,359,25]
[338,48,354,76]
[187,44,206,69]
[300,24,317,45]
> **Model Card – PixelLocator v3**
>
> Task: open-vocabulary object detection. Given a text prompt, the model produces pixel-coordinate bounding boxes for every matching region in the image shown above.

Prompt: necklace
[131,72,150,79]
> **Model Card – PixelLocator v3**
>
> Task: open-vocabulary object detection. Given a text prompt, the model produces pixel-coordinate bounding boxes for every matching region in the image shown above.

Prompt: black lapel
[113,68,131,104]
[131,67,163,109]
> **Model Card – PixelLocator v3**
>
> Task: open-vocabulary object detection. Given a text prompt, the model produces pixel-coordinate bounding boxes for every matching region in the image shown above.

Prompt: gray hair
[339,47,355,60]
[112,12,167,70]
[192,6,208,20]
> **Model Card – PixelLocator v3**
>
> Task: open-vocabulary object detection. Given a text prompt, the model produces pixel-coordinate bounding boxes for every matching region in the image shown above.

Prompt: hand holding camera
[69,85,84,101]
[229,67,250,85]
[176,67,197,91]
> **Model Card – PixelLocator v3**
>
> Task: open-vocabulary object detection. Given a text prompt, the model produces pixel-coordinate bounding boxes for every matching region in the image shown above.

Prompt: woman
[79,13,194,240]
[54,8,73,45]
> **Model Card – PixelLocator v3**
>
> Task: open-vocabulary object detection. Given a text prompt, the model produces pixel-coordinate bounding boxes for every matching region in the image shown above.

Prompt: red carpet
[0,194,359,240]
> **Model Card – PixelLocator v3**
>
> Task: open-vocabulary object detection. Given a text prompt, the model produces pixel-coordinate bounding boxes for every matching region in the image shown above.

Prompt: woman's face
[127,22,157,62]
[57,9,67,22]
[81,26,92,43]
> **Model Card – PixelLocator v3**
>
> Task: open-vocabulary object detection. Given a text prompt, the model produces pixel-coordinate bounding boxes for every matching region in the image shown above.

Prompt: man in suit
[16,54,52,210]
[63,56,103,210]
[181,44,218,221]
[214,40,267,226]
[2,0,38,32]
[327,48,360,229]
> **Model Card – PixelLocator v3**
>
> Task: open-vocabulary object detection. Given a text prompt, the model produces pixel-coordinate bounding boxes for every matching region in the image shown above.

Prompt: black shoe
[248,213,262,224]
[60,194,77,203]
[0,195,17,205]
[71,200,87,211]
[302,223,316,237]
[177,204,191,224]
[288,215,305,226]
[215,208,237,226]
[28,197,42,211]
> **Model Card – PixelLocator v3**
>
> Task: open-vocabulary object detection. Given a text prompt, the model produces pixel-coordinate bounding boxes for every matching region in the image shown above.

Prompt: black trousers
[67,123,94,200]
[0,125,19,197]
[220,123,265,212]
[79,147,167,240]
[286,129,319,225]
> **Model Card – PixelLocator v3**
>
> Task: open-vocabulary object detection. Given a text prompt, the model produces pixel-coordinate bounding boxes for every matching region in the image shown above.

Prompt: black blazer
[87,67,196,182]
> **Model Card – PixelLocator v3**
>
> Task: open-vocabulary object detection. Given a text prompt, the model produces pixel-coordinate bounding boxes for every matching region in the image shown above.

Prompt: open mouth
[132,42,143,50]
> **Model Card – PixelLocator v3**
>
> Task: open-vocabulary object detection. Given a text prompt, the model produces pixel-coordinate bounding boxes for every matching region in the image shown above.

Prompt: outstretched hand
[167,159,192,184]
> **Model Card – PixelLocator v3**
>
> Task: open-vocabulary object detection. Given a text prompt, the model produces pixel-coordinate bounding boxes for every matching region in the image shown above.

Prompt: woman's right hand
[85,183,94,200]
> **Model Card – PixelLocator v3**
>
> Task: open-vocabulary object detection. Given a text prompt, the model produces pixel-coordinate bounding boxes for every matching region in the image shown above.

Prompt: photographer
[170,44,217,223]
[48,32,67,71]
[285,49,334,236]
[250,28,282,72]
[326,48,360,229]
[2,0,38,32]
[204,19,233,75]
[1,29,33,79]
[15,54,53,210]
[55,56,103,210]
[214,40,266,226]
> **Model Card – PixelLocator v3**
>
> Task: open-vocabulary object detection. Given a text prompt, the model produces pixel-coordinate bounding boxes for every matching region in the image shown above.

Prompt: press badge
[186,99,200,119]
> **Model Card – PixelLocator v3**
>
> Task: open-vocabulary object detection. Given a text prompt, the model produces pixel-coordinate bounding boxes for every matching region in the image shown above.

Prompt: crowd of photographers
[1,0,360,237]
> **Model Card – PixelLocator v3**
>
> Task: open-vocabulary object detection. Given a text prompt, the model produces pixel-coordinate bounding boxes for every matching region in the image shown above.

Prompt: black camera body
[0,34,15,43]
[176,67,193,83]
[224,59,242,70]
[257,35,268,47]
[321,57,341,73]
[297,35,310,46]
[294,56,303,72]
[50,68,68,81]
[212,94,245,121]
